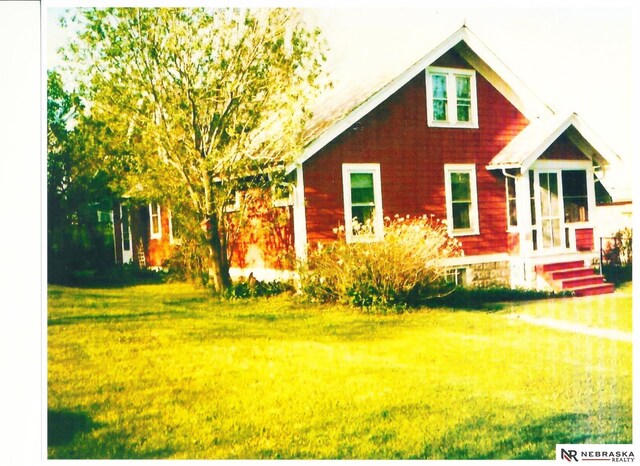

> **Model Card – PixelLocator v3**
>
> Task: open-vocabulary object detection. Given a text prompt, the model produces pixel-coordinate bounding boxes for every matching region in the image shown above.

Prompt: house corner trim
[293,164,308,262]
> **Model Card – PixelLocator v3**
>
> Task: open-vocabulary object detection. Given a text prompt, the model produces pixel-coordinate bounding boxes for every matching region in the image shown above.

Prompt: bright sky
[46,2,634,160]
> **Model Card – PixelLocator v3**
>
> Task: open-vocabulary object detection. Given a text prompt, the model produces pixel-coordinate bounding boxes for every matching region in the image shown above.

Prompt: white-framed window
[149,202,162,239]
[121,204,131,251]
[168,209,183,246]
[223,190,241,213]
[561,170,589,223]
[505,176,518,230]
[444,267,467,286]
[444,164,479,236]
[342,163,384,242]
[426,67,478,128]
[272,182,294,207]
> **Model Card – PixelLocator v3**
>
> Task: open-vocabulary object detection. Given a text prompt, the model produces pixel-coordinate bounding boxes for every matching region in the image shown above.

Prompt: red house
[285,25,626,295]
[113,26,628,295]
[112,201,177,269]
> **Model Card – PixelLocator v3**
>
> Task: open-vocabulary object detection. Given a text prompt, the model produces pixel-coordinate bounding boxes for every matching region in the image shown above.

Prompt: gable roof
[288,25,554,172]
[486,112,623,173]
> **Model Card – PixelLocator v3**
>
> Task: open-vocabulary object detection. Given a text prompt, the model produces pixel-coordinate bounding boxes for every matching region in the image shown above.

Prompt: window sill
[428,121,479,129]
[450,229,479,237]
[273,200,294,208]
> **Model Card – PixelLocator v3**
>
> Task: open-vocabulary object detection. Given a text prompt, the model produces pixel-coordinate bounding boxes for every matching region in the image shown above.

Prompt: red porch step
[549,267,594,281]
[535,260,614,297]
[571,283,615,297]
[536,260,585,273]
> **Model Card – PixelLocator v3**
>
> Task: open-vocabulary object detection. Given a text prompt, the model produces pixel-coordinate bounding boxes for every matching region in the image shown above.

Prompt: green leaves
[59,7,327,287]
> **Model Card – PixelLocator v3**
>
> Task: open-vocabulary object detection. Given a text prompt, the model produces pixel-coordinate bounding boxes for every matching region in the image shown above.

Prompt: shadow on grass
[50,266,168,289]
[422,287,572,312]
[48,309,204,326]
[415,411,628,460]
[48,409,101,447]
[48,409,174,459]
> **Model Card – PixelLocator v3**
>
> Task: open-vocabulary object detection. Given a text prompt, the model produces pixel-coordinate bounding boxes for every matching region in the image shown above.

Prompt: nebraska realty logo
[557,445,636,462]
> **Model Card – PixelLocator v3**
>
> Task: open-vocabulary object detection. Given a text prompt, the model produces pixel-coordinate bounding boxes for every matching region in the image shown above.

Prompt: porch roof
[486,112,622,173]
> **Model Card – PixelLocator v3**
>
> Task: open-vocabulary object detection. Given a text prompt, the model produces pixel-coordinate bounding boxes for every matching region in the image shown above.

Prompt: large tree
[61,7,326,291]
[48,70,117,282]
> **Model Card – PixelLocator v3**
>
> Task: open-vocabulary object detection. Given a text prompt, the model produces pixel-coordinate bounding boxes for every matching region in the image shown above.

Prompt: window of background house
[272,182,294,207]
[149,202,162,239]
[223,190,241,212]
[121,205,131,251]
[562,170,589,223]
[168,209,182,246]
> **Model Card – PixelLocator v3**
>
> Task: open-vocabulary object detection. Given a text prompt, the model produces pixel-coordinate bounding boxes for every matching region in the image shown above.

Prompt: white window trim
[293,165,308,261]
[444,164,480,236]
[505,175,518,232]
[149,202,162,240]
[342,163,384,243]
[426,67,478,129]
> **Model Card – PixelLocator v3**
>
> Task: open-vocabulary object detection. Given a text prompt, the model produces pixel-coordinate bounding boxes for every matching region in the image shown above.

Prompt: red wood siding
[507,231,520,255]
[228,191,295,270]
[540,133,587,160]
[303,49,529,256]
[575,228,594,252]
[147,206,173,267]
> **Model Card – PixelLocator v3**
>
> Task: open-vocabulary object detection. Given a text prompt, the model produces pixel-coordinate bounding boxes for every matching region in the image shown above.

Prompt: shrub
[224,278,294,300]
[427,286,572,310]
[602,227,633,285]
[299,215,463,310]
[164,234,210,286]
[603,227,632,267]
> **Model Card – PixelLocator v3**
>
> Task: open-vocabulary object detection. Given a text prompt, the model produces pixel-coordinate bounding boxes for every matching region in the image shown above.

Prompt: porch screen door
[538,172,562,249]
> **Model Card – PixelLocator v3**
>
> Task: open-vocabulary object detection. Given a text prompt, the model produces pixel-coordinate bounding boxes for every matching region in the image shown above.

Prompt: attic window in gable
[426,67,478,128]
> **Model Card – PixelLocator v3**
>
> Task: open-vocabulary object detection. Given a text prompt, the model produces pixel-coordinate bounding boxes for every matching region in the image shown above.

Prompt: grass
[48,283,632,459]
[503,282,632,333]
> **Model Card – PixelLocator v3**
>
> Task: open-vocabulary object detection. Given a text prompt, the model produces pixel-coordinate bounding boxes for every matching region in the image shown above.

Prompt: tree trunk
[207,212,232,293]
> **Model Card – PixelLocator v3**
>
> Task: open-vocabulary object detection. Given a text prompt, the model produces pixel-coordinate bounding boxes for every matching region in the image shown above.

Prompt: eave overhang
[486,113,622,174]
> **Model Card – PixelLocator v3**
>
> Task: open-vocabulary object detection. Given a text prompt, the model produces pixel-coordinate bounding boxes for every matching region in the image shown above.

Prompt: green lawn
[47,283,632,459]
[504,282,632,333]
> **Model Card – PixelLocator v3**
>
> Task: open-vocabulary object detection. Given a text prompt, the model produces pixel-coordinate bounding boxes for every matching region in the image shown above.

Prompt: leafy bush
[164,233,211,286]
[299,215,463,310]
[427,286,572,310]
[225,278,294,300]
[602,227,633,285]
[603,227,632,266]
